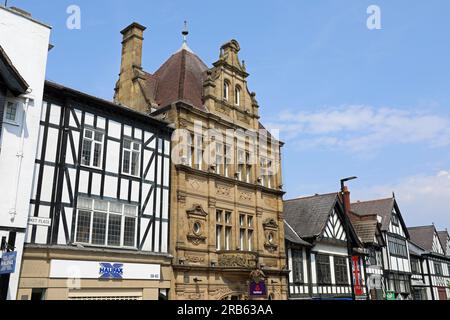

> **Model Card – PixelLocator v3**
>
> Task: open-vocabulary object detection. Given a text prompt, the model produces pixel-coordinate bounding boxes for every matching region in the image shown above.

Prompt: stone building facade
[114,22,287,300]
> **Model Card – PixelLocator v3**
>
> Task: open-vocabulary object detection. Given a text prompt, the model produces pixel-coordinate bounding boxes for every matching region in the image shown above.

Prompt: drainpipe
[9,94,31,223]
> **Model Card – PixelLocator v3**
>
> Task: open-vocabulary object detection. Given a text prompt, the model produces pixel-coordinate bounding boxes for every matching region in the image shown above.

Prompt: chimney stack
[342,186,351,216]
[115,22,147,111]
[119,22,146,74]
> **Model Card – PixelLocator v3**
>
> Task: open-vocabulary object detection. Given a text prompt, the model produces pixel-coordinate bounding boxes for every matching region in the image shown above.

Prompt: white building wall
[0,6,51,300]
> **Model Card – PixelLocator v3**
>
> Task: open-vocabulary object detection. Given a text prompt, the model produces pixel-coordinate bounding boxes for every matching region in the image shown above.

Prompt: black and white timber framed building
[408,225,450,300]
[351,197,413,300]
[284,193,363,300]
[16,81,174,300]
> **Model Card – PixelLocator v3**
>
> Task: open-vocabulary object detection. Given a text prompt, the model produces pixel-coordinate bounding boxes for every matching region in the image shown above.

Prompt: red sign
[352,256,363,296]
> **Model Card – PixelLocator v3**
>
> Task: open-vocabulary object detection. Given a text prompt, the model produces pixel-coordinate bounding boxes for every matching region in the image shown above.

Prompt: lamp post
[340,176,357,301]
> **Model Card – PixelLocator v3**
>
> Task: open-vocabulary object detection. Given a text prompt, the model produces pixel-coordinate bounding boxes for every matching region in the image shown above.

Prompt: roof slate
[284,193,339,239]
[408,225,436,252]
[351,198,395,231]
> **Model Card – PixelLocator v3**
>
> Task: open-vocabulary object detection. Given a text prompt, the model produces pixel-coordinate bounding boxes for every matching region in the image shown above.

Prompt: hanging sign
[0,251,17,275]
[249,281,267,296]
[352,256,364,296]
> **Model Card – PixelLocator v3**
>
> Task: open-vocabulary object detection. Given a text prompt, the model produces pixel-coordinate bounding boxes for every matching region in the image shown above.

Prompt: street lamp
[340,176,357,301]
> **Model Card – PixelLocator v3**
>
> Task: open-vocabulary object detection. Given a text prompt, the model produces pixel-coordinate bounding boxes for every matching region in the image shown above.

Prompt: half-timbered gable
[323,209,347,242]
[352,197,412,300]
[438,230,450,257]
[284,193,361,300]
[408,225,450,300]
[349,212,385,300]
[27,81,172,253]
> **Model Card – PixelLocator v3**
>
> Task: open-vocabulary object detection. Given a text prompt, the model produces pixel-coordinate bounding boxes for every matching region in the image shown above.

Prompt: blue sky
[11,0,450,230]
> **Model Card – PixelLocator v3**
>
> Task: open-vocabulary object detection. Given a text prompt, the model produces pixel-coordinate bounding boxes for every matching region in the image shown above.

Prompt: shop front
[17,245,172,300]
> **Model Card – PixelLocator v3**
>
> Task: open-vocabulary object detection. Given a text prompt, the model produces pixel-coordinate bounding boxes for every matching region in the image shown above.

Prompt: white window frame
[81,128,104,169]
[235,86,241,106]
[224,81,229,101]
[122,138,141,177]
[3,99,20,126]
[74,198,138,249]
[215,142,224,175]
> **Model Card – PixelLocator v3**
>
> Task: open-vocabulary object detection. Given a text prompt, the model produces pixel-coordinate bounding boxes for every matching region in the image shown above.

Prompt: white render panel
[131,181,139,202]
[120,178,129,201]
[49,104,61,125]
[84,112,94,127]
[108,120,121,139]
[40,165,54,202]
[91,173,101,196]
[96,116,105,130]
[103,175,117,198]
[124,124,132,137]
[45,128,59,162]
[106,140,120,174]
[78,170,89,194]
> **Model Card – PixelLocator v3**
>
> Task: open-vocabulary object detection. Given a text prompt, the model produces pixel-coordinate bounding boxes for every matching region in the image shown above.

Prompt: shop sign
[386,291,396,300]
[0,251,17,275]
[249,281,267,296]
[50,260,160,280]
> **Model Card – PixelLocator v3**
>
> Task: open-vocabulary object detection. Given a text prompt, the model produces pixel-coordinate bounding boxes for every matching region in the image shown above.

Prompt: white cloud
[353,171,450,229]
[266,105,450,152]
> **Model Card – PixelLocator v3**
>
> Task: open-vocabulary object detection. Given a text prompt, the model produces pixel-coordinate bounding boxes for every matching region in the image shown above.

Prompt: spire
[178,20,193,53]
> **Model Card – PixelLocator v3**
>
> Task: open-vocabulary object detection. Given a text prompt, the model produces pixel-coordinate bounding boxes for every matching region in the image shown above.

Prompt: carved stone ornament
[216,184,232,198]
[187,233,207,246]
[186,204,208,220]
[239,191,252,202]
[250,269,266,283]
[177,190,187,203]
[217,252,258,268]
[263,218,278,230]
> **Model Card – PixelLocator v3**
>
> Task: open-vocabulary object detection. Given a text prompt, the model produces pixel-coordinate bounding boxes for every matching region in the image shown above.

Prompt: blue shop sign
[99,263,124,279]
[0,251,17,275]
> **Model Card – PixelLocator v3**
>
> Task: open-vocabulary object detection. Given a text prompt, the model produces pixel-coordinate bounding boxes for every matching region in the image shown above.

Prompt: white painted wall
[0,6,51,300]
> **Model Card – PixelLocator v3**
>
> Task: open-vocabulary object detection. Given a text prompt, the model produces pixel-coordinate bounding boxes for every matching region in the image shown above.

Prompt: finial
[182,20,189,44]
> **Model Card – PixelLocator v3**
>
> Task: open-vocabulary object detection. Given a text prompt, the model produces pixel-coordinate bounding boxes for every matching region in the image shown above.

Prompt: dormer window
[235,86,241,106]
[223,81,229,101]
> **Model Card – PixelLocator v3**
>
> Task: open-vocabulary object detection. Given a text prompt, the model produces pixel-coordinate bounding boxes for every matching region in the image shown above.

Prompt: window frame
[234,86,241,106]
[74,197,138,249]
[81,128,105,169]
[216,209,233,251]
[223,81,230,101]
[3,99,21,126]
[316,254,332,285]
[291,249,304,284]
[387,234,408,258]
[122,138,141,177]
[334,256,349,285]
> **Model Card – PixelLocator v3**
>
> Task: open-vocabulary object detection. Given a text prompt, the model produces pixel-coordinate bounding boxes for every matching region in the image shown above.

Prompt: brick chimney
[114,22,147,111]
[342,186,351,216]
